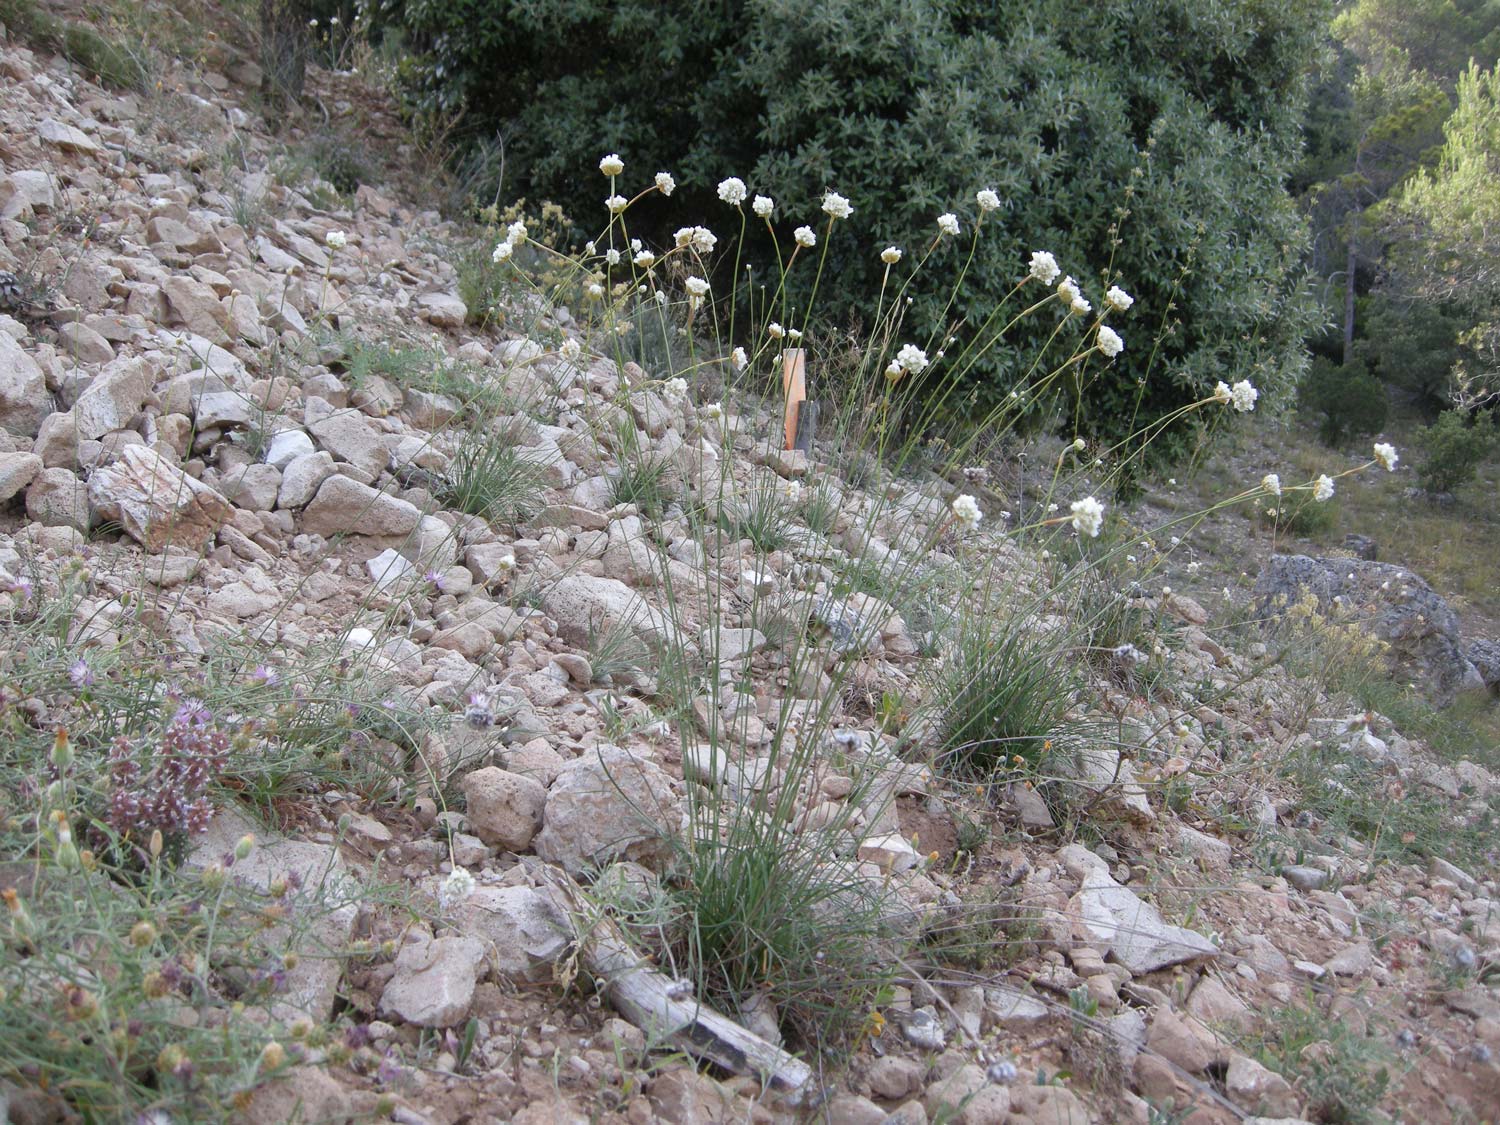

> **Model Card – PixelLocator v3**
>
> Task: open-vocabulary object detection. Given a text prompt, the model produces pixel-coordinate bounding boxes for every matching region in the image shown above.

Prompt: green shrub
[369,0,1321,463]
[1299,356,1389,447]
[0,0,151,89]
[1356,296,1468,410]
[1413,408,1497,492]
[438,431,548,524]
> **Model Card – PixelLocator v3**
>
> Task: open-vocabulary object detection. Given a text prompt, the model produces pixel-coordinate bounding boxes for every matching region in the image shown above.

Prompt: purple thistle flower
[69,659,94,688]
[424,569,444,592]
[464,693,495,730]
[252,665,279,687]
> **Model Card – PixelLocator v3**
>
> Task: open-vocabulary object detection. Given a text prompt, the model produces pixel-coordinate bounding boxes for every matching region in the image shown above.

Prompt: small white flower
[884,360,904,379]
[1072,437,1086,451]
[324,230,347,249]
[663,377,689,400]
[1057,275,1083,309]
[822,190,853,219]
[717,177,747,205]
[1230,379,1258,412]
[752,195,774,218]
[783,480,803,503]
[606,194,628,214]
[767,322,785,339]
[599,153,624,176]
[633,249,656,269]
[1070,496,1105,537]
[587,282,604,298]
[895,344,929,374]
[1187,561,1200,574]
[606,248,621,266]
[881,246,903,264]
[655,171,676,195]
[951,494,983,531]
[507,220,528,247]
[1262,473,1281,496]
[655,290,668,306]
[787,328,803,342]
[1105,285,1133,312]
[630,238,642,253]
[1212,381,1233,405]
[731,347,748,372]
[1028,251,1060,285]
[937,213,960,236]
[704,402,724,421]
[585,240,597,255]
[685,277,710,298]
[560,338,582,362]
[1070,290,1091,315]
[1097,325,1124,357]
[794,226,817,248]
[1313,474,1335,502]
[439,866,476,910]
[1373,442,1398,471]
[491,240,513,264]
[691,227,718,253]
[976,188,1001,212]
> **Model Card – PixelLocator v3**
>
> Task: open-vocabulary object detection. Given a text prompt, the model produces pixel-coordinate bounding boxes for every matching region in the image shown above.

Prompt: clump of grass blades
[1246,995,1393,1124]
[610,454,676,520]
[724,482,793,554]
[439,434,547,525]
[0,0,150,89]
[927,613,1073,781]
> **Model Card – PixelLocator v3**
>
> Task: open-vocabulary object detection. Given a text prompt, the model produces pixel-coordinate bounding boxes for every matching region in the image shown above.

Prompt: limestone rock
[0,451,41,503]
[415,291,467,328]
[1225,1054,1299,1118]
[0,333,48,437]
[87,444,232,551]
[379,934,486,1028]
[26,467,92,532]
[1062,845,1217,974]
[461,767,546,852]
[453,885,570,982]
[542,573,686,651]
[301,475,420,537]
[533,744,682,874]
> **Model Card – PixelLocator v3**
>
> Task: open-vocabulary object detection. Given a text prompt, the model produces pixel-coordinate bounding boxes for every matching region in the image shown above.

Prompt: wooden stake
[782,348,806,452]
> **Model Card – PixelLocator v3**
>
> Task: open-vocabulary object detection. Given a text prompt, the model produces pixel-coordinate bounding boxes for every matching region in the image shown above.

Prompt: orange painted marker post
[782,347,806,452]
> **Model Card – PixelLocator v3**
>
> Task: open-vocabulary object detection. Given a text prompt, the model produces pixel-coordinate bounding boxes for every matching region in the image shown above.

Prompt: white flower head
[783,480,803,503]
[1057,275,1082,307]
[822,191,853,219]
[633,249,656,269]
[752,195,774,219]
[1028,251,1061,285]
[324,230,347,250]
[491,240,513,264]
[1212,381,1233,405]
[1070,496,1105,537]
[704,402,724,421]
[976,188,1001,213]
[692,227,717,253]
[663,377,689,401]
[1230,379,1259,412]
[560,338,582,362]
[937,213,960,236]
[884,361,904,380]
[1105,285,1133,312]
[881,246,903,264]
[606,248,621,266]
[730,346,748,372]
[794,226,817,248]
[1072,437,1086,452]
[655,171,676,195]
[717,177,747,205]
[587,282,604,299]
[951,494,983,531]
[1262,473,1281,496]
[439,866,476,910]
[787,328,803,342]
[1097,325,1124,357]
[895,343,929,375]
[1373,442,1398,471]
[1313,474,1335,502]
[767,322,785,339]
[506,220,528,247]
[599,153,624,176]
[605,194,628,214]
[685,276,710,298]
[585,240,597,255]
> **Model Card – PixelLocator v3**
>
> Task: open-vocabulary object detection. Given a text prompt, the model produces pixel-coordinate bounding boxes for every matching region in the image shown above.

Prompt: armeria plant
[469,153,1406,1048]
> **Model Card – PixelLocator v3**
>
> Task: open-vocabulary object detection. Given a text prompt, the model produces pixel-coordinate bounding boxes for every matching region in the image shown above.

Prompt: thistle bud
[200,863,226,891]
[130,921,158,948]
[258,1041,286,1071]
[234,833,256,861]
[51,729,73,770]
[149,829,164,859]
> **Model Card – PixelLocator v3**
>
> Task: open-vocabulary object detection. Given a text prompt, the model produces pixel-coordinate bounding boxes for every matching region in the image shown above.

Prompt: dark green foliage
[0,0,150,89]
[438,433,548,524]
[368,0,1323,462]
[1413,408,1498,492]
[1355,296,1467,409]
[1299,356,1389,445]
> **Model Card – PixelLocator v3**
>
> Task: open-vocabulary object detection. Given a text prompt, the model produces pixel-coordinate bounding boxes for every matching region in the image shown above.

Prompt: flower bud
[200,863,226,891]
[149,830,164,859]
[51,729,73,770]
[143,971,170,999]
[258,1041,286,1071]
[234,834,255,861]
[130,921,158,948]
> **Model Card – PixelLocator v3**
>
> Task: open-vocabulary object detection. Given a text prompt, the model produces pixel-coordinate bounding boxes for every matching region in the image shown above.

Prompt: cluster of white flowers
[794,226,817,248]
[605,194,628,214]
[1313,474,1335,501]
[1097,325,1124,358]
[767,322,785,339]
[976,188,1001,212]
[491,240,513,264]
[324,230,347,250]
[937,213,960,236]
[599,154,625,176]
[587,282,604,298]
[783,480,803,503]
[1261,473,1281,496]
[894,343,930,375]
[752,195,774,219]
[1057,276,1089,315]
[674,226,717,254]
[881,246,903,264]
[560,338,582,362]
[633,248,656,269]
[663,377,689,400]
[951,494,983,531]
[438,866,476,910]
[704,402,724,421]
[1070,496,1105,537]
[1105,285,1133,312]
[822,190,853,219]
[685,277,711,298]
[1029,250,1060,285]
[731,347,748,372]
[506,220,528,247]
[655,171,676,195]
[1373,442,1399,471]
[717,177,747,205]
[1212,379,1259,411]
